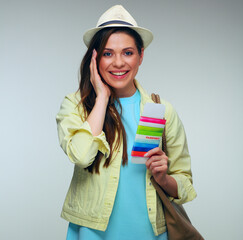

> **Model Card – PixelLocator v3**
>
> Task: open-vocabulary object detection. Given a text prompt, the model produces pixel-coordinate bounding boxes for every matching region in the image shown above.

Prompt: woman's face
[98,32,144,98]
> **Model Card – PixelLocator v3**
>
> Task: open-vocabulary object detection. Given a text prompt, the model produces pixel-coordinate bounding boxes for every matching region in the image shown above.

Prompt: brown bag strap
[151,93,167,154]
[151,93,161,104]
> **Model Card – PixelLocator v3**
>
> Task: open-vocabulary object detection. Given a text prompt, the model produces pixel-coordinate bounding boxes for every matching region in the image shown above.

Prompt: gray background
[1,0,243,239]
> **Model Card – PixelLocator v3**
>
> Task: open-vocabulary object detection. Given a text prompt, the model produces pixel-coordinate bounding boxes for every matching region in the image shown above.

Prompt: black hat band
[98,20,134,27]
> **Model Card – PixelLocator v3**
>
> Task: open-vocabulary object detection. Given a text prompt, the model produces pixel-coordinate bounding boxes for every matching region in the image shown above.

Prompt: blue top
[66,90,167,240]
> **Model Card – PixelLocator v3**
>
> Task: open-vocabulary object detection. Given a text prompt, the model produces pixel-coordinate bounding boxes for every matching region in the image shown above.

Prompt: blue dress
[66,90,168,240]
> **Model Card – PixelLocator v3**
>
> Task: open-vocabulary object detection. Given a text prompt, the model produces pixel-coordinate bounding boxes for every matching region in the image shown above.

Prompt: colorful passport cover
[131,102,166,164]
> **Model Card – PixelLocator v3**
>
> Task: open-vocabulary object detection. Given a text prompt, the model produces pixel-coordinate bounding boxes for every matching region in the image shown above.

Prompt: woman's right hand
[90,49,111,100]
[86,50,110,136]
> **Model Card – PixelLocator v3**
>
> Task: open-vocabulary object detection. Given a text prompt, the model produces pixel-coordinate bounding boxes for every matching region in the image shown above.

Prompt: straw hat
[83,5,153,48]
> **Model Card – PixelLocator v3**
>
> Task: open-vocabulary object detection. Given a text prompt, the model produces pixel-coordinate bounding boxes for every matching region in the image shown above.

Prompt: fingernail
[144,152,148,157]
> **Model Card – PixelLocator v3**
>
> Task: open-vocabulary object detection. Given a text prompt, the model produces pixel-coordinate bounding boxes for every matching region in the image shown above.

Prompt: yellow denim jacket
[56,80,197,236]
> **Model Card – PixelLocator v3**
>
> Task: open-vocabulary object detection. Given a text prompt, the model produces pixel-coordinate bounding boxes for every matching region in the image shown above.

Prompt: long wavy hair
[79,27,144,173]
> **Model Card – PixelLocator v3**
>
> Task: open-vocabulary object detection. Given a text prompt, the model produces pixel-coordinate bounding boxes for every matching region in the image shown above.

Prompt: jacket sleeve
[56,93,110,168]
[164,101,197,204]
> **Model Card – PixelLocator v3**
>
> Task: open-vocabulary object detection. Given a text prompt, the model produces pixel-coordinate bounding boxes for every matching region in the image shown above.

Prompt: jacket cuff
[67,121,110,162]
[169,174,197,204]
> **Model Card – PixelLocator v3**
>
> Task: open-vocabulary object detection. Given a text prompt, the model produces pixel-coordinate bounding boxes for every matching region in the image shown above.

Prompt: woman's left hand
[145,147,168,186]
[145,147,178,198]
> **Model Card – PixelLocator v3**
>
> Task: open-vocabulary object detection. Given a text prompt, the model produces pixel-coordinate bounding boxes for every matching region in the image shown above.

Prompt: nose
[112,55,125,68]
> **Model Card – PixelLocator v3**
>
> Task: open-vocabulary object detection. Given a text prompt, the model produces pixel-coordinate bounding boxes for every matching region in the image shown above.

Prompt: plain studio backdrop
[1,0,242,239]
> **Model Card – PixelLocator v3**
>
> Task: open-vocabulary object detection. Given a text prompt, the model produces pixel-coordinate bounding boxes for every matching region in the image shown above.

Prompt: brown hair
[79,27,144,173]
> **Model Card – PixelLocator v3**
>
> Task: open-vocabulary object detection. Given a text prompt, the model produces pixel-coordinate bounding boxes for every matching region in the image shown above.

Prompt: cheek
[130,55,141,66]
[130,58,141,70]
[98,62,105,73]
[98,59,109,73]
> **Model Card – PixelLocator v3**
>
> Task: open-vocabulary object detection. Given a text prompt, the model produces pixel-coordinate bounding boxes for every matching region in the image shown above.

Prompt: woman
[56,5,197,240]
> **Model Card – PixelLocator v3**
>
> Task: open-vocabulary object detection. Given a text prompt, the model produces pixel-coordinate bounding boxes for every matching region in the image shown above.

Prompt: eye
[124,51,133,56]
[103,52,112,57]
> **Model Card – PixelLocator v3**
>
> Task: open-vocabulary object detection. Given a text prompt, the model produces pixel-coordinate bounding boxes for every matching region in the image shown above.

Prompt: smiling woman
[98,31,144,97]
[56,5,196,240]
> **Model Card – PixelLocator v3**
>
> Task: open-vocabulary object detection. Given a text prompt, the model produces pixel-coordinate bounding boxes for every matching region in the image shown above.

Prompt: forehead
[105,32,136,49]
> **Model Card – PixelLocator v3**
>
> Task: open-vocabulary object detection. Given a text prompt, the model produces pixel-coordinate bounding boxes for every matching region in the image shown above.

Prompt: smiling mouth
[110,71,129,76]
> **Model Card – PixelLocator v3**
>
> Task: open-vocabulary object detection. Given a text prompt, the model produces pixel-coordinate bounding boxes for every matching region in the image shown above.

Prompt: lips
[110,71,129,76]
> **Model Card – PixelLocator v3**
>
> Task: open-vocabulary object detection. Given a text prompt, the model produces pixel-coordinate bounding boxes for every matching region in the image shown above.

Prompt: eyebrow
[104,47,135,51]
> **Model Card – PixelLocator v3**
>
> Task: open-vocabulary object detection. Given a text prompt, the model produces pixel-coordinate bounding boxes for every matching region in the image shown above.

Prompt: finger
[93,49,97,58]
[146,157,167,170]
[148,154,168,168]
[144,147,163,158]
[146,155,164,169]
[151,165,168,175]
[92,49,97,67]
[150,159,167,168]
[90,50,100,86]
[146,154,162,165]
[92,50,99,75]
[89,53,94,80]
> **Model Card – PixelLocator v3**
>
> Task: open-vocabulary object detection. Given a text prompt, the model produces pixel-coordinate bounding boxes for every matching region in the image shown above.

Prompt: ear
[139,48,144,66]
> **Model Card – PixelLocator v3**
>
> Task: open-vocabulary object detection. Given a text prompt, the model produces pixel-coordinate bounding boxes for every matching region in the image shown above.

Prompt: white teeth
[111,71,127,76]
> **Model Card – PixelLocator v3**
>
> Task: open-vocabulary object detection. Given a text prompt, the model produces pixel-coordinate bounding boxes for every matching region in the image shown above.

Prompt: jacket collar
[134,79,154,115]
